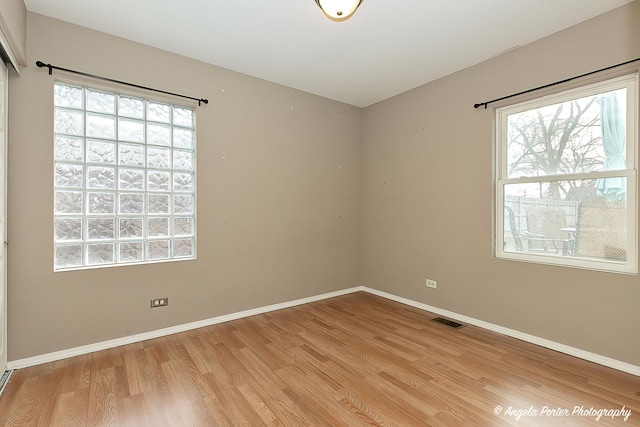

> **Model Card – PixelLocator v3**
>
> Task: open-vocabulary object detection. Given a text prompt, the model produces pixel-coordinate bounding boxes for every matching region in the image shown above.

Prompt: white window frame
[495,74,638,274]
[53,81,197,271]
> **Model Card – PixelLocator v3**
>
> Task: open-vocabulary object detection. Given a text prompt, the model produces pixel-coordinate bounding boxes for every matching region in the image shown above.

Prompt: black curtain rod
[473,57,640,109]
[36,61,209,106]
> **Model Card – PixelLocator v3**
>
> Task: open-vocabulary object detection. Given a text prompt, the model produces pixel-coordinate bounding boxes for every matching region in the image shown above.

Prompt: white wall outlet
[426,279,437,289]
[150,297,169,308]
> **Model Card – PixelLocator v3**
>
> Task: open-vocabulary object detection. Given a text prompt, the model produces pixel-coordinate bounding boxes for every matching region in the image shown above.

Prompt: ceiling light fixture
[315,0,363,22]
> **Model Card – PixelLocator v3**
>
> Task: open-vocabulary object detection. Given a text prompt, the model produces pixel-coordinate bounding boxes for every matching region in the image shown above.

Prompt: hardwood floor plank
[200,372,258,425]
[58,355,91,395]
[50,391,87,427]
[234,348,320,426]
[0,371,26,425]
[278,364,359,426]
[0,292,638,426]
[159,359,212,426]
[3,376,41,426]
[35,369,66,427]
[201,344,265,425]
[201,394,235,427]
[121,350,144,397]
[87,367,117,426]
[337,387,411,426]
[141,348,184,427]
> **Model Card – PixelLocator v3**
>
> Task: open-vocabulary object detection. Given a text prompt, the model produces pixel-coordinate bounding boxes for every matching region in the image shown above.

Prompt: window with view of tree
[53,82,196,271]
[496,74,637,274]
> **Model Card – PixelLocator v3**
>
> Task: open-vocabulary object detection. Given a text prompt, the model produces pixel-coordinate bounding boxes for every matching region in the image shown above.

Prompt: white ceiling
[24,0,635,107]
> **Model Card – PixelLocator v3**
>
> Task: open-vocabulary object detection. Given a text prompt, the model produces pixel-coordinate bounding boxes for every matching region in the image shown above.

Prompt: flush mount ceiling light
[315,0,363,21]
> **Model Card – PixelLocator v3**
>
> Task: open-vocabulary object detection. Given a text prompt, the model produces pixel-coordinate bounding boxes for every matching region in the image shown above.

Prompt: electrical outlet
[150,297,169,308]
[426,279,437,289]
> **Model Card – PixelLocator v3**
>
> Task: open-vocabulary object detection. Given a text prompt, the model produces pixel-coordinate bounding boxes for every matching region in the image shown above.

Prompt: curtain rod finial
[36,60,53,75]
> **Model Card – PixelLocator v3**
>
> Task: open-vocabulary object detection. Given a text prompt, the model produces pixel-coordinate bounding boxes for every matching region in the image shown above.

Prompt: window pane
[147,171,170,191]
[503,178,627,262]
[119,218,143,238]
[173,194,193,214]
[87,166,116,189]
[148,194,169,214]
[119,168,145,190]
[55,136,84,162]
[88,192,115,214]
[87,140,116,164]
[118,143,145,166]
[173,150,193,170]
[147,102,171,123]
[55,108,83,136]
[147,240,169,260]
[173,107,193,128]
[147,146,170,169]
[173,173,193,192]
[87,90,116,114]
[507,89,626,178]
[55,164,84,188]
[86,113,116,139]
[147,123,171,146]
[119,118,145,143]
[119,242,143,262]
[174,238,193,257]
[119,193,144,214]
[55,218,82,241]
[55,244,83,269]
[87,218,115,240]
[173,128,193,149]
[174,217,193,236]
[54,84,83,109]
[55,191,83,214]
[87,243,115,265]
[148,217,169,237]
[118,96,144,119]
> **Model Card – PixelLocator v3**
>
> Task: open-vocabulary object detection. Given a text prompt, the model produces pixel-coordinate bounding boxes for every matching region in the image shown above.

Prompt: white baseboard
[7,287,362,370]
[362,286,640,377]
[8,285,640,376]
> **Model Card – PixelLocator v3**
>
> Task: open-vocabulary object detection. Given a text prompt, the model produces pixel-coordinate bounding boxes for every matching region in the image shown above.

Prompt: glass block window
[495,74,637,274]
[54,83,196,270]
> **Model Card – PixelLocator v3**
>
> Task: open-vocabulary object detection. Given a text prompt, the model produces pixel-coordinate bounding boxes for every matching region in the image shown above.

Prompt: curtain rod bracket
[35,60,208,106]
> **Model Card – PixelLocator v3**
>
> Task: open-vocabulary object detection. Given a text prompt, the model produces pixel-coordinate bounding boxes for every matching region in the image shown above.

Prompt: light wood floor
[0,292,638,426]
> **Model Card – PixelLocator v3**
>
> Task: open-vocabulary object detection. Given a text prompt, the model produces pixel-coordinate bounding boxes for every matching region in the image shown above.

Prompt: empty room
[0,0,638,425]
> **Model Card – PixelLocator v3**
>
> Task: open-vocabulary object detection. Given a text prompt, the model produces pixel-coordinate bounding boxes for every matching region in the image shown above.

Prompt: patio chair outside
[504,206,573,256]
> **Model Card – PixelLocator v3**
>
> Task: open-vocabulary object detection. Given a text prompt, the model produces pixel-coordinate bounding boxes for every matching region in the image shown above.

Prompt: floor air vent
[0,370,12,397]
[432,317,464,329]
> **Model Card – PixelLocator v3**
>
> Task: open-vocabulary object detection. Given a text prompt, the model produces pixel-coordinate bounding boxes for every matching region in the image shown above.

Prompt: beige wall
[361,2,640,365]
[7,13,361,360]
[0,0,26,66]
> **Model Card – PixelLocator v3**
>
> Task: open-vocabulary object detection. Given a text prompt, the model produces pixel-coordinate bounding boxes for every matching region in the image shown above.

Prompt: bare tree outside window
[507,94,610,200]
